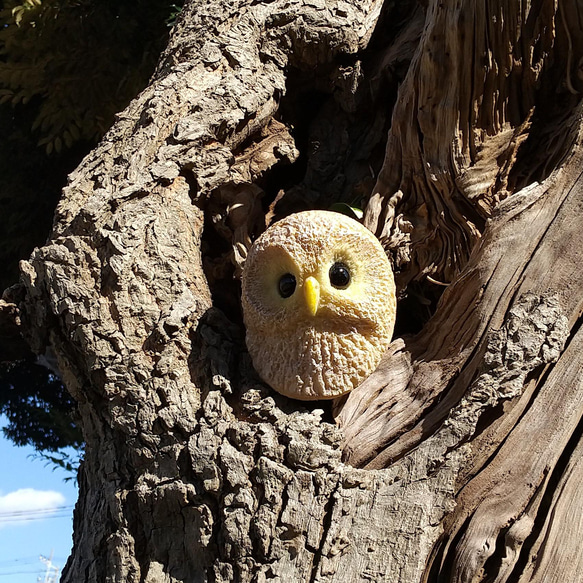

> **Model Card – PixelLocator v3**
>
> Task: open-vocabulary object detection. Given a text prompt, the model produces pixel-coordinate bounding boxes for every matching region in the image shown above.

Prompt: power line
[0,553,66,561]
[0,556,38,566]
[0,571,44,577]
[0,516,72,525]
[0,508,73,515]
[0,505,74,517]
[0,505,74,524]
[0,515,72,525]
[0,558,67,572]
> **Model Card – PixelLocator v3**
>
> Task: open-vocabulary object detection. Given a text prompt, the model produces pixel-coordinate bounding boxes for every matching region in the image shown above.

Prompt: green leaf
[329,202,364,220]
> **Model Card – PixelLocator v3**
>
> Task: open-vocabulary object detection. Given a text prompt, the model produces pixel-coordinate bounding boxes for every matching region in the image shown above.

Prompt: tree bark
[14,0,583,582]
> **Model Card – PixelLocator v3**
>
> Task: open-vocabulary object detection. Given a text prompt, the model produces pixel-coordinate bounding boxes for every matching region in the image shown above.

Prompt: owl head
[241,210,396,400]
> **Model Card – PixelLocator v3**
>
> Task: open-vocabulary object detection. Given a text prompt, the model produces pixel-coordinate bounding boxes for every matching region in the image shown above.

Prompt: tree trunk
[11,0,583,581]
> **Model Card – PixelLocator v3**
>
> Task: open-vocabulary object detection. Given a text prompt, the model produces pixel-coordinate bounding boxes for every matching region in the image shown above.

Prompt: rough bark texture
[11,0,583,582]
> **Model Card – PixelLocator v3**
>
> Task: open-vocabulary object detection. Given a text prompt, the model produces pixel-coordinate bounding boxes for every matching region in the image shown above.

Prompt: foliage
[0,0,184,290]
[32,447,84,480]
[0,0,184,154]
[0,0,184,467]
[0,359,83,452]
[0,103,83,292]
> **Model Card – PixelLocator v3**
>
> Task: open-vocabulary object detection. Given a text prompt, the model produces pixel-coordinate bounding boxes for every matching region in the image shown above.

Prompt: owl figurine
[241,210,396,400]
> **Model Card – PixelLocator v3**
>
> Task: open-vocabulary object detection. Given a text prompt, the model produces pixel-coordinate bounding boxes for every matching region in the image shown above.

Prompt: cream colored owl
[241,210,396,400]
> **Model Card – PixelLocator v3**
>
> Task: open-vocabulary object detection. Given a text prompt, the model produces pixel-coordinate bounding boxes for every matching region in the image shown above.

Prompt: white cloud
[0,488,67,527]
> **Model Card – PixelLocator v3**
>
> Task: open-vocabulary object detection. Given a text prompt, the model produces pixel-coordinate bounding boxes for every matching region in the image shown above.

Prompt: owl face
[241,210,396,400]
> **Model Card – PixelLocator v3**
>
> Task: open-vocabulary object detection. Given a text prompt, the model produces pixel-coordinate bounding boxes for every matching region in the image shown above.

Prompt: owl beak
[304,276,320,316]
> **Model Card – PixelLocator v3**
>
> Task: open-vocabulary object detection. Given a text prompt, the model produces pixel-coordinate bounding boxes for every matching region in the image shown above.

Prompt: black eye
[329,263,351,288]
[278,273,296,298]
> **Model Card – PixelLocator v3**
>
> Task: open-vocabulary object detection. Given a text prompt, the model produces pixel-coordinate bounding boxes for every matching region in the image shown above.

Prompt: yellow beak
[304,276,320,316]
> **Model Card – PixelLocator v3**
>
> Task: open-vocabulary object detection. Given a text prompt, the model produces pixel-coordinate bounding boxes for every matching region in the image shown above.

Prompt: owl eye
[278,273,297,298]
[329,263,351,288]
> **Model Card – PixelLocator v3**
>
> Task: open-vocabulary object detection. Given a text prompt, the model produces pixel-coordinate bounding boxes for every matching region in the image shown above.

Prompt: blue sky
[0,416,78,583]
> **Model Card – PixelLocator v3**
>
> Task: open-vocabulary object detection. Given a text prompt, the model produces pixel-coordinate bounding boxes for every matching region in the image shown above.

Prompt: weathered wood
[338,123,583,468]
[439,317,583,582]
[365,0,581,291]
[17,0,422,581]
[516,426,583,583]
[12,0,583,581]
